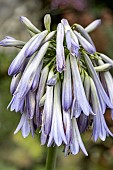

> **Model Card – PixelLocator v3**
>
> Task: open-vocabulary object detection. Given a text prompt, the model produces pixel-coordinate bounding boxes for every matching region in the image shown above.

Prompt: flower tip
[24,50,31,58]
[0,41,3,46]
[8,65,17,76]
[7,105,9,110]
[19,16,25,22]
[63,105,71,112]
[85,152,88,156]
[14,131,17,135]
[5,36,15,40]
[8,67,13,76]
[94,19,101,26]
[61,18,68,24]
[25,48,36,58]
[85,19,101,33]
[57,66,65,73]
[97,19,101,23]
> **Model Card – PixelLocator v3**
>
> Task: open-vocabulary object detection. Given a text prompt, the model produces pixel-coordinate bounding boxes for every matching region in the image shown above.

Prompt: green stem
[46,147,57,170]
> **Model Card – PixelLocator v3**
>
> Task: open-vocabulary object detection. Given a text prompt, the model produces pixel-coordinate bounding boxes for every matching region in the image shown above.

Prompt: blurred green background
[0,0,113,169]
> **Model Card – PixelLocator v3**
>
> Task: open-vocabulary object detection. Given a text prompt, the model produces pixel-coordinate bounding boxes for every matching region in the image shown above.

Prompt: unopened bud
[44,14,51,31]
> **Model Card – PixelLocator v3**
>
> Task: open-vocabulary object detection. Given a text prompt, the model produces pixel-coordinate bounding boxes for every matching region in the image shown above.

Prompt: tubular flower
[1,14,113,156]
[56,23,65,72]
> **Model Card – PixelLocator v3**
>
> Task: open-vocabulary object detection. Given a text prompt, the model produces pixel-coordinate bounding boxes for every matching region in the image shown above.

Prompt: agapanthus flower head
[1,14,113,156]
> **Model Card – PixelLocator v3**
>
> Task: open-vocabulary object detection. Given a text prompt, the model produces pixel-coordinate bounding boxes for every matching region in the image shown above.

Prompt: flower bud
[44,14,51,31]
[20,16,40,33]
[74,31,96,54]
[0,36,25,47]
[85,19,101,33]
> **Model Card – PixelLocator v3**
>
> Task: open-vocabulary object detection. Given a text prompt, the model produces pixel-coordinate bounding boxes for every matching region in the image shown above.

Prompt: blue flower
[2,14,113,156]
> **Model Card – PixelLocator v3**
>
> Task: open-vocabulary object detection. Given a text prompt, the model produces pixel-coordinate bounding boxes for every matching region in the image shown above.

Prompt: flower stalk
[46,147,57,170]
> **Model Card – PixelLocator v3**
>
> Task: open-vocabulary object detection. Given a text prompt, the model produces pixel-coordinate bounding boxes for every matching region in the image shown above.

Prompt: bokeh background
[0,0,113,170]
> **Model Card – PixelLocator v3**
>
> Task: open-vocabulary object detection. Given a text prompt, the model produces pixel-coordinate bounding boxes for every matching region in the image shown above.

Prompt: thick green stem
[45,147,57,170]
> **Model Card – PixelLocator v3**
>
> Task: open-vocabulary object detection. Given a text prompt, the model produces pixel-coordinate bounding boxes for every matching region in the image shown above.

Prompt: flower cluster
[1,14,113,156]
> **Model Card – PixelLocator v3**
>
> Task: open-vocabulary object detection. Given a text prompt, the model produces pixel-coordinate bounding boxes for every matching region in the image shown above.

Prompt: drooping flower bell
[1,14,113,156]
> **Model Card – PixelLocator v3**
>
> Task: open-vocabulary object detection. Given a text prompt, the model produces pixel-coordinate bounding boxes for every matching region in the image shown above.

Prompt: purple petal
[70,39,80,56]
[42,31,56,44]
[63,110,71,144]
[61,19,79,45]
[75,24,96,50]
[46,74,58,86]
[56,23,65,72]
[8,33,40,75]
[62,55,72,111]
[66,30,71,50]
[99,53,113,65]
[7,93,25,113]
[26,90,36,119]
[15,42,49,99]
[74,31,96,54]
[42,70,54,135]
[71,99,82,118]
[70,54,94,116]
[21,116,30,138]
[14,113,26,134]
[20,16,40,34]
[85,19,101,33]
[84,52,113,109]
[47,81,67,146]
[10,73,21,94]
[36,65,49,127]
[25,30,48,57]
[0,36,25,47]
[70,118,88,156]
[90,77,113,141]
[31,61,43,91]
[41,130,47,145]
[78,114,88,133]
[103,71,113,103]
